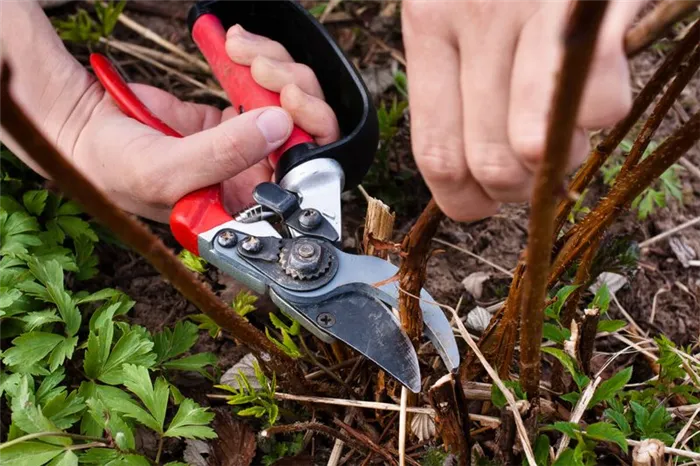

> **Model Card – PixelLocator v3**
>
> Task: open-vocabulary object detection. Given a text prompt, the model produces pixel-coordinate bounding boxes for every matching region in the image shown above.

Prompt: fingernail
[256,109,291,143]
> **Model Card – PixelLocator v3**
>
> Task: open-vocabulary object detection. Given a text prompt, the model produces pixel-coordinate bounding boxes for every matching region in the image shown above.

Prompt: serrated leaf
[45,219,66,245]
[0,210,42,255]
[533,434,550,466]
[164,398,216,439]
[83,319,114,380]
[42,389,85,430]
[545,285,579,320]
[3,332,64,368]
[589,367,632,408]
[604,408,632,435]
[97,326,156,385]
[56,216,97,242]
[122,364,168,433]
[237,406,267,417]
[78,448,118,464]
[27,259,80,336]
[21,310,62,331]
[590,283,610,314]
[48,336,78,372]
[153,321,199,364]
[56,200,83,216]
[178,249,207,273]
[232,290,257,318]
[585,422,627,451]
[10,376,71,446]
[631,401,650,433]
[596,319,626,333]
[36,369,66,404]
[0,441,64,466]
[552,448,583,466]
[75,288,122,304]
[74,236,98,280]
[560,392,581,405]
[23,190,48,216]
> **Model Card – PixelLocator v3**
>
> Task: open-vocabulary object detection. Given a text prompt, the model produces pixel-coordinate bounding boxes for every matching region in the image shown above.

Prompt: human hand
[401,0,645,220]
[71,25,339,223]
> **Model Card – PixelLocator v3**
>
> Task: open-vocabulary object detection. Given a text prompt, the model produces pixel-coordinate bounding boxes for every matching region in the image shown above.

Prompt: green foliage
[189,313,222,339]
[265,312,302,359]
[259,432,304,466]
[491,380,526,409]
[420,446,450,466]
[544,285,579,321]
[589,367,633,408]
[53,1,126,44]
[215,360,280,427]
[600,139,684,220]
[567,188,591,224]
[177,250,207,273]
[1,155,217,463]
[232,290,258,319]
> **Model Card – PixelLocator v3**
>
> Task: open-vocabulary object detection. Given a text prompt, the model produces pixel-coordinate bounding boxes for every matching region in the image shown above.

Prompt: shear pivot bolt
[216,229,237,248]
[316,312,335,328]
[299,208,322,230]
[241,236,262,253]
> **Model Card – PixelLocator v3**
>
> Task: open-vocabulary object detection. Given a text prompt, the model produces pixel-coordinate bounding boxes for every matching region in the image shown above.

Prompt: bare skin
[402,0,646,220]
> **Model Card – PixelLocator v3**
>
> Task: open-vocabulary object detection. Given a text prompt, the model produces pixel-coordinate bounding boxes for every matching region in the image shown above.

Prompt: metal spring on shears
[234,204,276,223]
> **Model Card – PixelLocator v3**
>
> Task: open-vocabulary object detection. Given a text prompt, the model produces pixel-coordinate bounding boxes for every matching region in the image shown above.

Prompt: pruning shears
[90,0,459,392]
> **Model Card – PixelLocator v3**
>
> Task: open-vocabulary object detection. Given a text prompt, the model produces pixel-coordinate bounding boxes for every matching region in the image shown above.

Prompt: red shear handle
[191,13,314,166]
[90,53,231,255]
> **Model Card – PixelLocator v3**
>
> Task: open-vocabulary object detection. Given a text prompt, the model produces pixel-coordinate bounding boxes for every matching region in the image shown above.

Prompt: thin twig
[432,238,514,277]
[640,216,700,248]
[399,387,408,466]
[520,0,610,399]
[625,1,700,57]
[0,432,107,450]
[627,439,700,461]
[554,376,603,459]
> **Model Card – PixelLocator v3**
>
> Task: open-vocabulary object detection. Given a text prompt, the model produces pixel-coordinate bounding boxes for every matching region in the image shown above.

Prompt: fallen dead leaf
[210,407,257,466]
[462,271,491,299]
[220,353,262,390]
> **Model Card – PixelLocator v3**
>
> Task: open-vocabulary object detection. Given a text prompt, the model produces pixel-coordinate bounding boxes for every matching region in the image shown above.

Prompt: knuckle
[470,158,527,194]
[414,137,467,185]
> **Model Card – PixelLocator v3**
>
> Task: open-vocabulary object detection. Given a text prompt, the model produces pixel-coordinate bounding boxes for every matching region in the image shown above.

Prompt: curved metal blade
[285,291,421,393]
[279,250,460,372]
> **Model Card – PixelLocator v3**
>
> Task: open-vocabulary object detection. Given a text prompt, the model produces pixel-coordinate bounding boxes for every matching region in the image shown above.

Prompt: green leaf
[162,352,217,378]
[0,210,42,255]
[56,201,82,216]
[189,313,221,339]
[543,323,570,344]
[604,408,632,436]
[232,290,257,318]
[552,448,583,466]
[56,216,97,242]
[545,285,580,320]
[26,259,80,336]
[122,364,168,433]
[0,441,64,466]
[542,347,579,379]
[83,319,114,380]
[164,398,216,439]
[47,451,78,466]
[42,389,85,430]
[551,422,579,439]
[48,336,78,372]
[0,287,22,309]
[21,310,62,331]
[589,367,632,408]
[533,434,551,466]
[3,332,65,368]
[596,319,626,333]
[177,249,207,273]
[586,422,628,451]
[590,283,610,314]
[75,288,122,305]
[631,401,650,433]
[22,190,49,216]
[10,376,71,446]
[73,236,98,280]
[560,392,581,405]
[265,327,302,359]
[153,321,198,364]
[237,406,267,417]
[96,324,156,385]
[78,448,118,464]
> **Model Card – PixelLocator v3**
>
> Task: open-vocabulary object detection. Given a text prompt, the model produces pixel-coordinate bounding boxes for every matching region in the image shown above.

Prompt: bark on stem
[554,20,700,233]
[0,65,310,394]
[519,1,610,400]
[399,199,444,347]
[428,374,470,466]
[620,44,700,176]
[625,0,700,57]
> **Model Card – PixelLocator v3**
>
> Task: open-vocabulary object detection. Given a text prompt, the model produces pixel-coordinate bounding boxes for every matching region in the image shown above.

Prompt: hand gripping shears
[90,0,459,392]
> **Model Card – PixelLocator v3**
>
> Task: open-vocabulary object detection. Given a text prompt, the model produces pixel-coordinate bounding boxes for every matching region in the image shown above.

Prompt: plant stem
[428,373,470,465]
[66,442,109,451]
[625,0,700,57]
[620,44,700,177]
[553,19,700,233]
[155,436,164,464]
[520,0,610,400]
[0,432,108,450]
[0,64,313,395]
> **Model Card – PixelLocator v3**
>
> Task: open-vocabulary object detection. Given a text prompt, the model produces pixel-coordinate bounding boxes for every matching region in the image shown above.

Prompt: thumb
[165,107,292,199]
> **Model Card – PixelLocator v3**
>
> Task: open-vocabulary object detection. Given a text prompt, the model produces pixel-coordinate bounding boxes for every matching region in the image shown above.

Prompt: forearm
[0,0,103,176]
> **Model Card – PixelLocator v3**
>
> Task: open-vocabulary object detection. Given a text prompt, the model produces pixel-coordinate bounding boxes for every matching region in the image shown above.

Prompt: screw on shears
[216,229,237,248]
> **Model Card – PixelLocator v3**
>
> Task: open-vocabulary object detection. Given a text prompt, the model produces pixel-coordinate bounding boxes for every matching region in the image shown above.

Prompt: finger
[578,0,643,128]
[251,56,324,99]
[280,84,339,146]
[129,84,223,135]
[226,24,293,65]
[130,107,293,206]
[222,160,273,214]
[402,2,497,220]
[568,128,590,173]
[459,4,535,203]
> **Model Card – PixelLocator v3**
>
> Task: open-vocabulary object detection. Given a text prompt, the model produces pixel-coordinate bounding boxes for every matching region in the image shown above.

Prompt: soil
[43,1,700,464]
